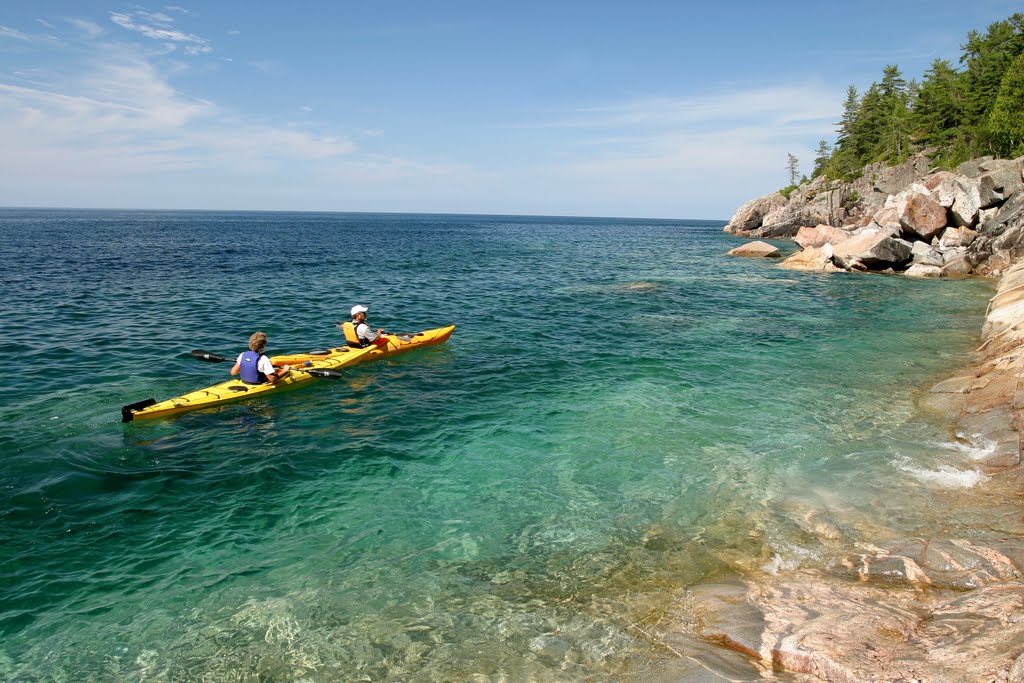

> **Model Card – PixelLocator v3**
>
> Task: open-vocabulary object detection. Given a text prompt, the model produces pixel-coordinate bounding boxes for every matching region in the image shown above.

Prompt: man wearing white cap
[343,304,388,348]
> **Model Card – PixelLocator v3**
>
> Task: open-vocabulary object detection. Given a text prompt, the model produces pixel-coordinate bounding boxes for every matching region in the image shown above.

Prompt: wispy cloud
[67,18,104,40]
[449,83,846,216]
[109,10,212,54]
[0,37,357,194]
[0,9,837,216]
[512,85,842,133]
[0,25,30,41]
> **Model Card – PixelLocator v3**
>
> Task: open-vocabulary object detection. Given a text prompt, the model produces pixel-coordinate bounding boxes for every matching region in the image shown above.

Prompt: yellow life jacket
[341,321,366,348]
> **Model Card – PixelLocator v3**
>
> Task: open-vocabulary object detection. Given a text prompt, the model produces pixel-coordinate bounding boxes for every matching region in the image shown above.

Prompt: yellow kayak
[121,325,455,422]
[270,325,456,366]
[121,345,375,422]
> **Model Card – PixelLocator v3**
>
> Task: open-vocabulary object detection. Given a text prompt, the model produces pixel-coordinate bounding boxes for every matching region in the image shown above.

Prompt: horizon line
[0,205,729,223]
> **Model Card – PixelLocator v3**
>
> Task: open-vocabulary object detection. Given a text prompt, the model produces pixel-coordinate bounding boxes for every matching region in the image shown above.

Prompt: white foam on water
[900,462,989,489]
[947,434,999,461]
[762,543,815,575]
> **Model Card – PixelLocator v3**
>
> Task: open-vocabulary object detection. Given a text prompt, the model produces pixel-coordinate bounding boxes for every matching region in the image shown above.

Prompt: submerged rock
[905,263,941,278]
[708,155,1024,681]
[726,241,781,257]
[674,560,1024,682]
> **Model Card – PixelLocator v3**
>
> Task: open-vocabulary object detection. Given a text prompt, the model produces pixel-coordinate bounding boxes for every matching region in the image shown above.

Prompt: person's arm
[230,354,242,376]
[260,355,290,383]
[356,322,384,344]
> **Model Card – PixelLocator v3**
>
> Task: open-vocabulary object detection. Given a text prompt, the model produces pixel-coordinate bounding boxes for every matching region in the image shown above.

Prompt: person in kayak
[230,331,291,384]
[342,305,388,348]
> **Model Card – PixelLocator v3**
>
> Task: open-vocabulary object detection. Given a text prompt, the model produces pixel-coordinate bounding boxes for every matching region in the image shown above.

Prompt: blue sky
[0,1,1019,219]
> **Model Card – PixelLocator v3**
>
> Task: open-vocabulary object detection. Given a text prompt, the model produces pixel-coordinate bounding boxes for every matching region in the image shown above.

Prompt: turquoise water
[0,209,1004,680]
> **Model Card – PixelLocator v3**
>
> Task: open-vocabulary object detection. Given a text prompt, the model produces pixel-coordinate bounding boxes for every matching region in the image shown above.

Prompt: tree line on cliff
[813,13,1024,182]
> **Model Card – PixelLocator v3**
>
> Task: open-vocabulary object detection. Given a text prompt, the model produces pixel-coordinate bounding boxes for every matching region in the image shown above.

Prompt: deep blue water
[0,209,1004,680]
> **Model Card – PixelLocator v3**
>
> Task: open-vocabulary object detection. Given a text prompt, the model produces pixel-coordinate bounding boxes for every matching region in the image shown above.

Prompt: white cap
[351,304,368,316]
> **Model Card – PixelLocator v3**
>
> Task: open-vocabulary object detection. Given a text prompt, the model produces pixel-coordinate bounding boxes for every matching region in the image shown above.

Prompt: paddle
[191,349,229,363]
[303,368,344,379]
[189,349,345,379]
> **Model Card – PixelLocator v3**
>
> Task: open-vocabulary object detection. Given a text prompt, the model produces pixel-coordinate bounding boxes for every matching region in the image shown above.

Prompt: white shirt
[353,321,377,344]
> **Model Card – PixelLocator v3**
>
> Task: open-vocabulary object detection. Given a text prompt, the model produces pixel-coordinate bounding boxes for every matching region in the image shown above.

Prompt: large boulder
[793,224,850,249]
[911,240,944,266]
[831,227,914,270]
[779,245,843,272]
[724,193,788,235]
[940,255,974,278]
[727,241,781,257]
[956,156,995,179]
[900,193,947,241]
[969,190,1024,275]
[760,202,844,238]
[884,183,930,213]
[905,263,942,278]
[872,155,932,195]
[938,226,977,248]
[924,171,960,207]
[978,158,1024,208]
[872,206,903,234]
[951,178,983,227]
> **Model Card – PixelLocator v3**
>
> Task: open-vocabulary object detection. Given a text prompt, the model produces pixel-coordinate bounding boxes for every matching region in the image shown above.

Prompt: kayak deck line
[120,324,455,423]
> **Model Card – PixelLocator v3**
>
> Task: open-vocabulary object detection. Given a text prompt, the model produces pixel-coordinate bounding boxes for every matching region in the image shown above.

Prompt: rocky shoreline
[692,156,1024,681]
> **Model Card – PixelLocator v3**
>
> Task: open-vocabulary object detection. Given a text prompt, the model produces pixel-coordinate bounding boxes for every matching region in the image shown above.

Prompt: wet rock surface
[647,537,1024,682]
[685,155,1024,682]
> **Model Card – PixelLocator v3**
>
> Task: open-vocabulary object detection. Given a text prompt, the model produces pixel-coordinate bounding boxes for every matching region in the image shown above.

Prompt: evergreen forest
[814,13,1024,181]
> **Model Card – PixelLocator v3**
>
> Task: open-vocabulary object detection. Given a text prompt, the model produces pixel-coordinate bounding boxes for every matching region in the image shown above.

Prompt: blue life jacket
[239,351,268,384]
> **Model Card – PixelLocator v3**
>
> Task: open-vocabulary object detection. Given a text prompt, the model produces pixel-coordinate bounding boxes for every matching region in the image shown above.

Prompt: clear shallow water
[0,209,1009,680]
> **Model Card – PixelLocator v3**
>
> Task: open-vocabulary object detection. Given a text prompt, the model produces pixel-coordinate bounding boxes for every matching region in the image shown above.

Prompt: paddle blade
[191,349,229,363]
[305,368,344,379]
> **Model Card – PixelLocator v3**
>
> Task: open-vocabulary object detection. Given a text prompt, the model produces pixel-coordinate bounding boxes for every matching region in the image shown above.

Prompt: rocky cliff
[724,154,1024,278]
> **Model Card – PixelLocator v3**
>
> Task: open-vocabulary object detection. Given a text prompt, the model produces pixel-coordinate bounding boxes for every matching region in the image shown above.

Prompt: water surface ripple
[0,209,1005,680]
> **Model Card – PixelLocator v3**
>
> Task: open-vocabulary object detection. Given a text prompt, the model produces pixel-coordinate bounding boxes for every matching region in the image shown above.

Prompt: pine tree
[821,12,1024,176]
[812,140,832,178]
[987,51,1024,156]
[851,83,885,162]
[836,85,859,144]
[960,15,1024,127]
[787,154,800,186]
[879,65,911,162]
[912,59,964,148]
[879,64,907,99]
